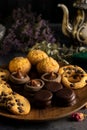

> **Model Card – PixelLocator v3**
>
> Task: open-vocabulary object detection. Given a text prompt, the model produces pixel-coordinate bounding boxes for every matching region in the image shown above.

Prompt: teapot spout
[58,4,73,37]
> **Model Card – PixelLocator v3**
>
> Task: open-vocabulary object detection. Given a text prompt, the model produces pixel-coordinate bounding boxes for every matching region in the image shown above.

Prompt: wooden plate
[0,86,87,121]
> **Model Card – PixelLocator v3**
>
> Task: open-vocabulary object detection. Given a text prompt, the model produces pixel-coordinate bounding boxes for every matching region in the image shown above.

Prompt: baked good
[27,49,48,65]
[0,91,31,115]
[62,72,87,89]
[0,68,10,81]
[41,72,61,83]
[0,80,13,107]
[0,79,31,115]
[9,69,30,84]
[55,87,76,106]
[0,80,12,95]
[59,65,87,89]
[45,82,63,93]
[58,65,86,75]
[24,79,45,96]
[9,57,31,74]
[34,90,53,108]
[36,57,59,73]
[58,65,87,89]
[6,92,31,115]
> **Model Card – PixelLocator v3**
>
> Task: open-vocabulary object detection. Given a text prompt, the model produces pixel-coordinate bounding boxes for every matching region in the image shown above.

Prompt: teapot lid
[73,0,87,9]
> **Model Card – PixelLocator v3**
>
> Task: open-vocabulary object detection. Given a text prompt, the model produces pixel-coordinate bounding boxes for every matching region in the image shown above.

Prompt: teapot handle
[76,23,87,44]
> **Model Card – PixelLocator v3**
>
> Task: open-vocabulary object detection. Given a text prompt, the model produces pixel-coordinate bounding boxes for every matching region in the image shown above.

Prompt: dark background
[0,0,75,23]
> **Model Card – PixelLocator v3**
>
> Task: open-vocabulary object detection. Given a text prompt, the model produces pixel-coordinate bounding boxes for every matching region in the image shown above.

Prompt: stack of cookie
[55,87,76,106]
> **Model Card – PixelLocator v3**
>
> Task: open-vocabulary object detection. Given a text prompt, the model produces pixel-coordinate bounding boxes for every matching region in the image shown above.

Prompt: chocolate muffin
[55,87,76,107]
[34,90,53,108]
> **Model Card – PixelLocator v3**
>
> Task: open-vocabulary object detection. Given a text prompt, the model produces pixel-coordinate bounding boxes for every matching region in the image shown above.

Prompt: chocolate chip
[7,84,11,88]
[12,92,16,95]
[7,102,15,109]
[73,75,78,79]
[15,99,23,106]
[6,97,13,101]
[67,71,71,74]
[64,75,67,77]
[1,91,6,96]
[18,107,24,113]
[70,83,74,87]
[17,102,23,106]
[75,69,83,74]
[81,74,84,77]
[7,104,12,109]
[15,99,20,102]
[63,68,67,71]
[1,75,4,78]
[80,71,84,74]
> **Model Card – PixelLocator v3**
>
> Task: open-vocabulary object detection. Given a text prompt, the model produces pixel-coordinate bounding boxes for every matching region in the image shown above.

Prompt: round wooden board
[0,86,87,121]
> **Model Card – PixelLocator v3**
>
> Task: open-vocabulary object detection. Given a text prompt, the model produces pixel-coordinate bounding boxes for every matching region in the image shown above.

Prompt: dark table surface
[0,108,87,130]
[0,24,87,130]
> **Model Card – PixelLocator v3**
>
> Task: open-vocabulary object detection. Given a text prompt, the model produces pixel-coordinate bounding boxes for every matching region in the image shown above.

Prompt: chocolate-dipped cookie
[45,82,63,93]
[34,90,53,108]
[9,69,30,84]
[24,79,45,97]
[55,87,76,107]
[41,72,61,83]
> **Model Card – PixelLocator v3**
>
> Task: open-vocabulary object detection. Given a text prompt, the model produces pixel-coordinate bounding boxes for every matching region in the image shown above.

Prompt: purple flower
[1,5,56,55]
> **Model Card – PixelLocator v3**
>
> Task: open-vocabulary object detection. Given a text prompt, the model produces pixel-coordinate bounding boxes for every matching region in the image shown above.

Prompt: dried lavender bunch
[0,5,56,55]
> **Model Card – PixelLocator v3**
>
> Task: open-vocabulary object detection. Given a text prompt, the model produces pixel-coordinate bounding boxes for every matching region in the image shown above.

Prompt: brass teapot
[58,0,87,45]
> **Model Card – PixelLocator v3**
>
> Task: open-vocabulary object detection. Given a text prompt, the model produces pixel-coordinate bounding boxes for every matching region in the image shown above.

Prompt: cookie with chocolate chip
[0,68,10,81]
[6,92,31,115]
[0,80,13,107]
[0,80,12,95]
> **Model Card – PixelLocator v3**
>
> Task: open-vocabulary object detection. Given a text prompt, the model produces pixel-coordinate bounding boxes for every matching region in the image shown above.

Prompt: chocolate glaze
[34,90,53,101]
[55,87,76,106]
[45,82,63,93]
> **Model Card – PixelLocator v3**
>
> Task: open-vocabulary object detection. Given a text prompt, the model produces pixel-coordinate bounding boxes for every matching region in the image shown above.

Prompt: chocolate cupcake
[55,87,76,107]
[34,90,53,108]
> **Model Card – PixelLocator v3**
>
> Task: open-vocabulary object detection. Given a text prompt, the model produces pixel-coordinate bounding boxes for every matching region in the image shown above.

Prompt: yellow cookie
[6,92,31,115]
[60,65,87,89]
[27,49,48,65]
[0,80,12,94]
[9,57,31,74]
[37,57,59,73]
[0,68,10,81]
